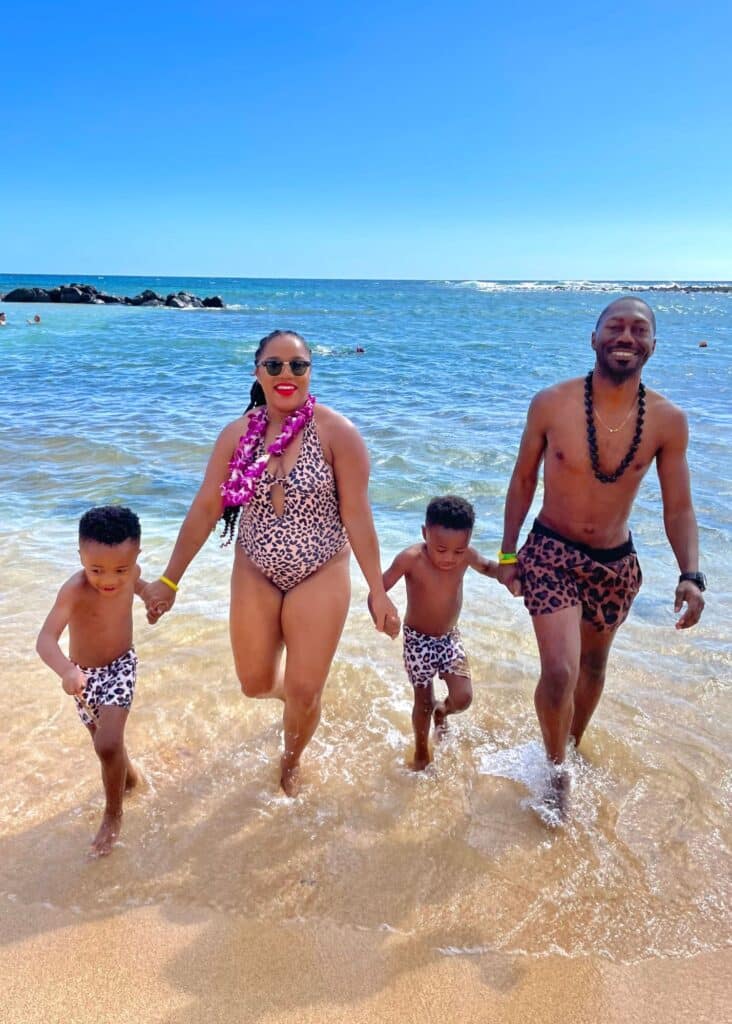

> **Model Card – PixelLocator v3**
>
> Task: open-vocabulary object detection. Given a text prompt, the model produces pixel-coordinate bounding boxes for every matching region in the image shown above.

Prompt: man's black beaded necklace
[584,370,645,484]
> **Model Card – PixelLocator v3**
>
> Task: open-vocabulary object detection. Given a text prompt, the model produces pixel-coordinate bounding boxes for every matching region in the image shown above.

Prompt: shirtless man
[498,297,705,812]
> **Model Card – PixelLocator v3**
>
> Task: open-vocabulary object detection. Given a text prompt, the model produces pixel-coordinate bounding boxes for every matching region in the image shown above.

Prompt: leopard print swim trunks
[517,520,642,633]
[73,647,138,726]
[402,624,471,689]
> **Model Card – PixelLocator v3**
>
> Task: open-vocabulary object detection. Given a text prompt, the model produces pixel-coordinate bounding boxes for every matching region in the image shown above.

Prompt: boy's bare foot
[433,702,448,740]
[89,811,123,857]
[280,756,301,797]
[409,746,432,771]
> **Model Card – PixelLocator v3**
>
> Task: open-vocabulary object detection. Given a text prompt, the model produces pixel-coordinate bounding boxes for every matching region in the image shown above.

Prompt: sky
[1,1,731,280]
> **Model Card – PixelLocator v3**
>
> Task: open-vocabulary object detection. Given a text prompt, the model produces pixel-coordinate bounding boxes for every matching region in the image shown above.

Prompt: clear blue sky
[2,1,731,279]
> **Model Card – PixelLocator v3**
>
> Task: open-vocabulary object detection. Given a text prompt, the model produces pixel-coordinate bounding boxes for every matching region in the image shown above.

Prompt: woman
[144,329,399,795]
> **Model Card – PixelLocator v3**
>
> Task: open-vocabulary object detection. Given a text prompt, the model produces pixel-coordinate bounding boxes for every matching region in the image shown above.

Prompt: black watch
[679,572,707,592]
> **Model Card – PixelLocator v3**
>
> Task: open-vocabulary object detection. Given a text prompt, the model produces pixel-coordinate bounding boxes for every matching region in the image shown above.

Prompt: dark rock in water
[2,282,226,308]
[59,285,90,303]
[130,289,165,306]
[3,287,51,302]
[165,291,205,308]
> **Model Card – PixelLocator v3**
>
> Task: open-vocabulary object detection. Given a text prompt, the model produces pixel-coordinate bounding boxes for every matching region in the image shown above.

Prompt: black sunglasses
[256,358,312,377]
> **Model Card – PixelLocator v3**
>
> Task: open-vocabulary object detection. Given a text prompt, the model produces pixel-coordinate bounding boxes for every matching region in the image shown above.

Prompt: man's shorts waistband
[529,519,635,564]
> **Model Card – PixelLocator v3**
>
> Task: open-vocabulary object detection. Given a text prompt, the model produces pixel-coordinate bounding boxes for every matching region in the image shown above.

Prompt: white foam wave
[446,279,732,294]
[475,740,582,828]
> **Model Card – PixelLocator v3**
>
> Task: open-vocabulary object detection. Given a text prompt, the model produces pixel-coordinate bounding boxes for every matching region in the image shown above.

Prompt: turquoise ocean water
[1,274,730,963]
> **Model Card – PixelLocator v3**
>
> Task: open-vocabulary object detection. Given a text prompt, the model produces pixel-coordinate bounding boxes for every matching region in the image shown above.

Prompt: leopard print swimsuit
[238,417,348,591]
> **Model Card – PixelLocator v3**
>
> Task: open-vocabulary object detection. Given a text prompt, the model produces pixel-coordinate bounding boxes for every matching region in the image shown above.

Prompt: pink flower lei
[221,394,317,511]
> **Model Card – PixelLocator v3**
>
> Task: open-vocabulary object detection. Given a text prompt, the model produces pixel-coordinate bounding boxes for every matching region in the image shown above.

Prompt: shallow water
[1,276,730,964]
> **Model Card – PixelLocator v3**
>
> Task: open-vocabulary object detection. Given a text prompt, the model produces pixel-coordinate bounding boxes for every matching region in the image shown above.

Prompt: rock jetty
[0,283,225,308]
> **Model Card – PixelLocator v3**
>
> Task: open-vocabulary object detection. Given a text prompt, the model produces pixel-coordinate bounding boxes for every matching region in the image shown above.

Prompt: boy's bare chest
[409,566,463,606]
[70,590,133,639]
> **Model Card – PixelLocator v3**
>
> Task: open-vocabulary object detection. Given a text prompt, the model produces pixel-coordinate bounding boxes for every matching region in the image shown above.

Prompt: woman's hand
[144,579,177,624]
[369,591,400,635]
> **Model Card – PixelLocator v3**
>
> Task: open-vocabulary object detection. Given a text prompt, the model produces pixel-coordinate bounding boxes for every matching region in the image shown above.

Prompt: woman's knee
[238,671,276,698]
[285,681,323,715]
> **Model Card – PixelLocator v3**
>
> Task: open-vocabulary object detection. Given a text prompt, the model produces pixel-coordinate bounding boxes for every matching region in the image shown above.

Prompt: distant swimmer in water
[0,312,6,326]
[27,314,41,324]
[497,297,705,821]
[373,495,501,771]
[355,346,365,354]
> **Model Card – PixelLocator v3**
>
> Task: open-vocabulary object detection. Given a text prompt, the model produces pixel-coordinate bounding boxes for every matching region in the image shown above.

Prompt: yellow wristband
[498,551,519,565]
[159,575,179,593]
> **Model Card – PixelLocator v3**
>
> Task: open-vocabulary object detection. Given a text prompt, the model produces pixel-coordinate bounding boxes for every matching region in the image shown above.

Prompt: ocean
[1,274,729,965]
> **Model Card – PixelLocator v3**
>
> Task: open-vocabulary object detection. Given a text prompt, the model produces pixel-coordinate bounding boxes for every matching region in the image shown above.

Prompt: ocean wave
[447,280,732,294]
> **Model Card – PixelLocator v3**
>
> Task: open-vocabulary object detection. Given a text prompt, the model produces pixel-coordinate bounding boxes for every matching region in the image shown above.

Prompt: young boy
[36,505,148,857]
[379,495,500,770]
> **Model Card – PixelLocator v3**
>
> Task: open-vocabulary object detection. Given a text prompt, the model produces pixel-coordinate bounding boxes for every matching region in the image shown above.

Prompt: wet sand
[1,902,729,1024]
[2,559,730,1023]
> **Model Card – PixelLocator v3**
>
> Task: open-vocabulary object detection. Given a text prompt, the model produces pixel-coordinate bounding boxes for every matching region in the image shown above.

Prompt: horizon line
[2,271,731,285]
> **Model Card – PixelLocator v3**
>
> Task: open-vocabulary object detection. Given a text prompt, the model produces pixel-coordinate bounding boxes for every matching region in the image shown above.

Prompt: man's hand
[674,580,704,629]
[497,563,522,597]
[62,665,87,696]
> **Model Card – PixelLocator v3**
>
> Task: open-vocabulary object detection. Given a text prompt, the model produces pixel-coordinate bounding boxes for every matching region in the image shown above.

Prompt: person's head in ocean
[0,312,6,326]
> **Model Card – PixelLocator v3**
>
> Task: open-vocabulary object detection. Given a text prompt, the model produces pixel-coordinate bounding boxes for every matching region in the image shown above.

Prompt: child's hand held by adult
[370,591,399,634]
[144,578,177,624]
[498,563,522,597]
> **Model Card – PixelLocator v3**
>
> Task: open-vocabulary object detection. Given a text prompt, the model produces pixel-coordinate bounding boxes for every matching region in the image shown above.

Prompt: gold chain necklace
[593,393,639,433]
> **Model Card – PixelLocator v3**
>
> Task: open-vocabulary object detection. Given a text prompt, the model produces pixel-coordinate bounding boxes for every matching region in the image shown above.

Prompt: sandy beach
[1,902,729,1023]
[2,579,730,1023]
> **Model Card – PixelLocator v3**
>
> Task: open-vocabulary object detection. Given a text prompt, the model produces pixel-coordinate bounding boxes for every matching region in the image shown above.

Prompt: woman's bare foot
[280,756,301,797]
[433,702,448,740]
[89,811,123,857]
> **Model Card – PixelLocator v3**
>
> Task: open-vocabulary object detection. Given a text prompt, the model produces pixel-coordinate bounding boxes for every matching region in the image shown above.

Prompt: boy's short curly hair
[79,506,141,546]
[425,495,475,531]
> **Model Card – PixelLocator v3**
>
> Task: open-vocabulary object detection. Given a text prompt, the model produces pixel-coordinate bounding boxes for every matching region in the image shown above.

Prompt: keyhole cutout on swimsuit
[269,460,286,517]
